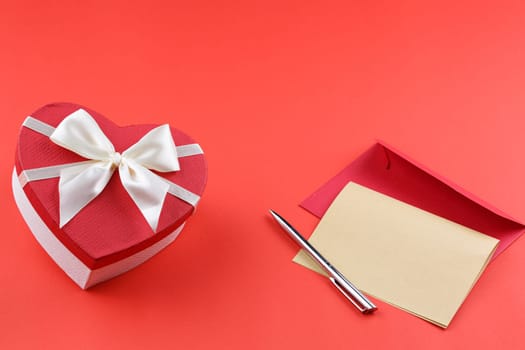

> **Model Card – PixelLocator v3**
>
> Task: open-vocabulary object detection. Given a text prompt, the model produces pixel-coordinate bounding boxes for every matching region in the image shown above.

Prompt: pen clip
[329,277,375,314]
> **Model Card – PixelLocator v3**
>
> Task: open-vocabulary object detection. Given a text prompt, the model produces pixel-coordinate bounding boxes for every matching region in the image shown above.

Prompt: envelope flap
[379,141,524,225]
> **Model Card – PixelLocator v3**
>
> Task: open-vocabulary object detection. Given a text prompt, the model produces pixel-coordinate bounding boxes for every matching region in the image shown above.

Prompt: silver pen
[269,209,377,314]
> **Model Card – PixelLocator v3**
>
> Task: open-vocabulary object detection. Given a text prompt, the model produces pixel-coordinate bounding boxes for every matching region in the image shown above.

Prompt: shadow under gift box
[12,103,208,289]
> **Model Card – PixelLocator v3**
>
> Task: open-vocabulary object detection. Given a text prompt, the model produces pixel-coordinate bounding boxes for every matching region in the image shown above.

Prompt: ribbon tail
[58,161,115,228]
[119,159,170,232]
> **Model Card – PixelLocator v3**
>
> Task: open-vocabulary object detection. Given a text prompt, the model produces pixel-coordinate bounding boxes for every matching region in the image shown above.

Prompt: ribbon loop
[122,124,180,172]
[50,109,116,161]
[49,109,181,232]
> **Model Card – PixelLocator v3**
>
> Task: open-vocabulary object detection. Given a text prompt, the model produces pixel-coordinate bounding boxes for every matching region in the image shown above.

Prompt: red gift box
[12,103,207,289]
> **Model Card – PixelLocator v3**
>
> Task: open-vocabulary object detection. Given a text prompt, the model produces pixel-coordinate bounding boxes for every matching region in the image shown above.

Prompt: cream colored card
[293,182,499,328]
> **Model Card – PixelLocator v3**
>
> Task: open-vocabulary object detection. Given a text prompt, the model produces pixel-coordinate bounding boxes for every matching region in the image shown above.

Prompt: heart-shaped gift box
[12,103,207,289]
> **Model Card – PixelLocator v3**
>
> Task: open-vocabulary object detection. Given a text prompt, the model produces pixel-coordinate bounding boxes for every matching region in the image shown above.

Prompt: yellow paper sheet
[293,182,499,328]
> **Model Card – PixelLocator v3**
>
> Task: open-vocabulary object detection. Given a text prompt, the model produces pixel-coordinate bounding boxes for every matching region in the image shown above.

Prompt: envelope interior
[300,143,523,259]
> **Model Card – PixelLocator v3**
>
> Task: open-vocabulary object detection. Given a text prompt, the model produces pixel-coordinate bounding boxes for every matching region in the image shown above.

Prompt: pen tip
[268,210,282,222]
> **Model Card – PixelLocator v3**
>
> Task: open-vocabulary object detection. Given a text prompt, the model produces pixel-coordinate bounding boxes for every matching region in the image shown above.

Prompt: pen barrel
[270,210,376,314]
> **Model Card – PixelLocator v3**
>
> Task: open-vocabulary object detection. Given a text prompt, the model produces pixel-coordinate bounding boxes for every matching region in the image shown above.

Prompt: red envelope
[300,142,524,259]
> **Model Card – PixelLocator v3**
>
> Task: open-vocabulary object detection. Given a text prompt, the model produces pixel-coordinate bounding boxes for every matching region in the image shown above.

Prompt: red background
[2,1,525,349]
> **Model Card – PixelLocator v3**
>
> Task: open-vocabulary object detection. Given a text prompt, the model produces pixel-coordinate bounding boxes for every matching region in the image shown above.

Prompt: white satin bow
[50,109,180,232]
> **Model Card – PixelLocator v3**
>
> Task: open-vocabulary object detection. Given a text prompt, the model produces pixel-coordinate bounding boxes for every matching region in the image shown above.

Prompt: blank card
[294,182,499,328]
